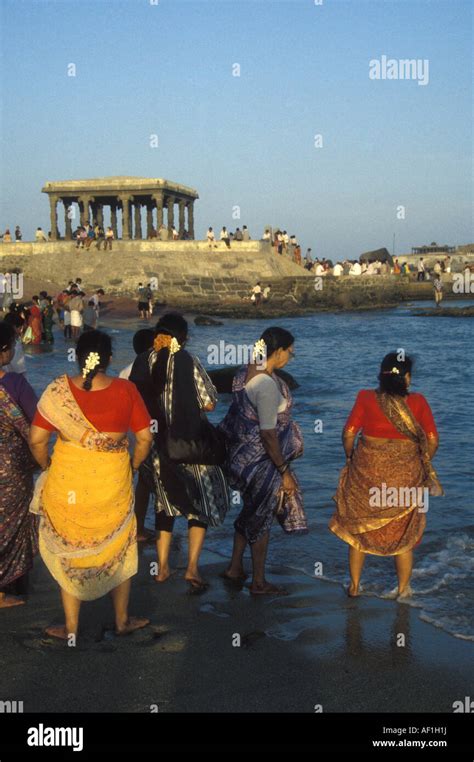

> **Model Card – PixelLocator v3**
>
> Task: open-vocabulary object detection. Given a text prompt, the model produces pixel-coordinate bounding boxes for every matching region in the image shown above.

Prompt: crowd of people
[74,223,114,250]
[0,279,105,352]
[206,225,252,248]
[0,310,442,643]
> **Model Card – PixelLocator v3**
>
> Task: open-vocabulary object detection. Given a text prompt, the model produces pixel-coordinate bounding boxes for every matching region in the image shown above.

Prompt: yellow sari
[30,375,137,601]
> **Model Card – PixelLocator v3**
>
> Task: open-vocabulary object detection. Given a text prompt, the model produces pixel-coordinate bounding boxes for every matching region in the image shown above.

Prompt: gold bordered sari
[329,391,443,556]
[30,375,137,600]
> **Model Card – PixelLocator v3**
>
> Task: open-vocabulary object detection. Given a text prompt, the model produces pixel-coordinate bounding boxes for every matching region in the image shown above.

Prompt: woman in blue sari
[219,327,306,594]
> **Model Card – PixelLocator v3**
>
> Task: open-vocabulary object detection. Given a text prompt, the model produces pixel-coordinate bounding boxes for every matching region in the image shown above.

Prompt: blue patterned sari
[218,366,307,543]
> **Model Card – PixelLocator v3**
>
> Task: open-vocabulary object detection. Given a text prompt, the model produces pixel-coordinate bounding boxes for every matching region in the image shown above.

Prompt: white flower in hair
[82,351,101,378]
[169,337,181,354]
[252,338,267,361]
[391,367,400,375]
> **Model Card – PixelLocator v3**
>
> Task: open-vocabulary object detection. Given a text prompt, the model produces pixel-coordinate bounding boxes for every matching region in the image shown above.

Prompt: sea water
[24,300,474,641]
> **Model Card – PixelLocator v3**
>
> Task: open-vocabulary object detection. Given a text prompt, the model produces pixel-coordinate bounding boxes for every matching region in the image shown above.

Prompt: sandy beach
[2,541,473,714]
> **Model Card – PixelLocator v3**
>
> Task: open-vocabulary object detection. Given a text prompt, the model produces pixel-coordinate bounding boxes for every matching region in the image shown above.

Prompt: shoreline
[4,274,473,322]
[2,545,473,713]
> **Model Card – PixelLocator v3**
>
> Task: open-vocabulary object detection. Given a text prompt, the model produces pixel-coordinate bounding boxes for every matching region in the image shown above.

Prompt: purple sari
[0,380,38,592]
[218,366,307,543]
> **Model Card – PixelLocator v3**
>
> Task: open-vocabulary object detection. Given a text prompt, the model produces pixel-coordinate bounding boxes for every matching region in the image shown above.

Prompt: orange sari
[330,392,443,556]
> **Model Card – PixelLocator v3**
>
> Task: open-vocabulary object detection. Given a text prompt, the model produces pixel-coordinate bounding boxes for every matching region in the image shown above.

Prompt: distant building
[411,242,455,255]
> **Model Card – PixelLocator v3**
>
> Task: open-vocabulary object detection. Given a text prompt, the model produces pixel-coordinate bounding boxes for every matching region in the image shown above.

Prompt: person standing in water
[219,327,306,595]
[329,352,442,598]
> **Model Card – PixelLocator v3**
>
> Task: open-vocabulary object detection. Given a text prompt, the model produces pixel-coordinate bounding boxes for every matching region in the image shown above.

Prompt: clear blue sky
[0,0,472,260]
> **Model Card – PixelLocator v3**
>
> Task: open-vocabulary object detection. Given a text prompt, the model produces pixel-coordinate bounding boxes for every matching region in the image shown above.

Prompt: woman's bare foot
[220,568,248,582]
[44,625,74,640]
[155,568,176,583]
[115,617,150,636]
[250,581,288,596]
[397,585,413,599]
[185,573,209,591]
[347,583,360,597]
[0,594,26,609]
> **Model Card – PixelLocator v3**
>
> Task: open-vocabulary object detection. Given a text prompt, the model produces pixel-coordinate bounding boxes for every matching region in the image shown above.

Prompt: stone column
[111,202,118,238]
[187,200,195,239]
[79,195,91,227]
[63,199,73,240]
[118,194,131,240]
[146,201,153,239]
[153,192,164,230]
[49,194,59,240]
[134,200,142,239]
[178,199,186,238]
[167,196,175,235]
[96,203,104,228]
[128,197,134,239]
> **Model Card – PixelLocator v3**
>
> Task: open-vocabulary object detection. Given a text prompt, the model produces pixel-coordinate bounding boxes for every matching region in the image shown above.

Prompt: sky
[0,0,472,260]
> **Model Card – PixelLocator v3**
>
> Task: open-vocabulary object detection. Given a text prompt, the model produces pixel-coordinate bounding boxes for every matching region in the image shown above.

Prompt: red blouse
[344,389,438,439]
[32,377,152,433]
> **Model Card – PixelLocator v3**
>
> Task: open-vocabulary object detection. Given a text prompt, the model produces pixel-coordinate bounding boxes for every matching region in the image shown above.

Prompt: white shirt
[418,261,425,272]
[252,285,262,295]
[333,263,343,277]
[245,374,286,430]
[119,362,133,380]
[315,264,325,276]
[220,229,229,239]
[350,262,362,275]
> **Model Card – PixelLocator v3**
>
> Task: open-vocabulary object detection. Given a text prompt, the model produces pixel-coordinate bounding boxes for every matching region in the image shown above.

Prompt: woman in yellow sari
[330,352,442,598]
[29,330,153,639]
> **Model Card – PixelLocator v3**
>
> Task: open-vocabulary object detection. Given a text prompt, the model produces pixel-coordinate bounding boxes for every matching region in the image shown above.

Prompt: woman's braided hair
[76,330,112,391]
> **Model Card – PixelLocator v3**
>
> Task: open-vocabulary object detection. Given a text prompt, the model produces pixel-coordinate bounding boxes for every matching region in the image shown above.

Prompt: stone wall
[0,240,312,306]
[1,240,469,313]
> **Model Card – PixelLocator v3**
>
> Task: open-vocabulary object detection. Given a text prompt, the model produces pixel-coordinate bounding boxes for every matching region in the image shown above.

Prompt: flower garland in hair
[153,334,181,354]
[82,351,101,378]
[252,338,267,362]
[382,366,400,375]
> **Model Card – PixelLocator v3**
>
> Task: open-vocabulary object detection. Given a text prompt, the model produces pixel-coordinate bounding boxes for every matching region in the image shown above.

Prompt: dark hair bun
[259,326,295,358]
[378,352,413,397]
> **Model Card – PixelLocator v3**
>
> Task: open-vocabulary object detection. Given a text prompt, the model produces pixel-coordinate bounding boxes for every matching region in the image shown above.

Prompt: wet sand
[1,543,473,713]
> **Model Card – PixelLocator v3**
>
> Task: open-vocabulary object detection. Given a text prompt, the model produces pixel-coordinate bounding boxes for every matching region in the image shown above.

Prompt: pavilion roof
[42,176,199,198]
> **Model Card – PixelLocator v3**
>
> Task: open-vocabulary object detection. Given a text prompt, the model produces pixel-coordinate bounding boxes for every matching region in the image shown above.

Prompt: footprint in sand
[142,628,187,653]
